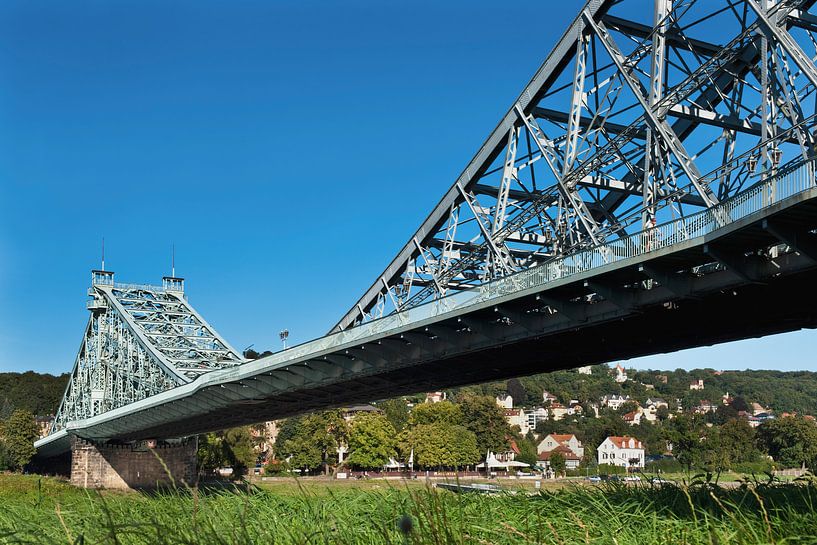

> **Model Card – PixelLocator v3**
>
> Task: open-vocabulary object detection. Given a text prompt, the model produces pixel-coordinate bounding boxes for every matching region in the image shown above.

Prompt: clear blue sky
[0,0,814,376]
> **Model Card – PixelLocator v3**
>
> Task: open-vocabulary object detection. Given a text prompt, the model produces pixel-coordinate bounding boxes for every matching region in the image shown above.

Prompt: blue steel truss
[38,0,817,452]
[51,272,244,433]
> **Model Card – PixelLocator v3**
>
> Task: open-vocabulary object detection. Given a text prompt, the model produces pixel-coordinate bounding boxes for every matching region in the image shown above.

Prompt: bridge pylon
[42,270,244,487]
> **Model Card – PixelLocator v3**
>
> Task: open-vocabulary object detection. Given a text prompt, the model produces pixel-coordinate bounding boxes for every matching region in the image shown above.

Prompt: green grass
[2,473,817,544]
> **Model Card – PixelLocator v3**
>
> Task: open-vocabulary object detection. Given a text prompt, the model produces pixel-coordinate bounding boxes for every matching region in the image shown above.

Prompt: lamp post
[279,329,289,350]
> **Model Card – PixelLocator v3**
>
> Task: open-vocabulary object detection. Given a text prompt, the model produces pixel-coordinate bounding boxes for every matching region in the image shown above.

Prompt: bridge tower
[47,270,244,488]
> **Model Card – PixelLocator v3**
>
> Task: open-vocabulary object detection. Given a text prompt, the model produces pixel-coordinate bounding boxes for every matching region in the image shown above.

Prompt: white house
[526,407,549,430]
[543,391,559,404]
[537,434,584,458]
[689,379,704,390]
[614,364,628,383]
[496,394,513,409]
[623,409,643,426]
[503,408,529,435]
[597,436,645,469]
[426,392,446,403]
[577,365,592,375]
[602,394,631,410]
[537,434,585,470]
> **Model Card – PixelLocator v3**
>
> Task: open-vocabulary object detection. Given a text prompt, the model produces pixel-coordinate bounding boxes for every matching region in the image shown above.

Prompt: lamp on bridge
[279,329,289,350]
[747,154,758,174]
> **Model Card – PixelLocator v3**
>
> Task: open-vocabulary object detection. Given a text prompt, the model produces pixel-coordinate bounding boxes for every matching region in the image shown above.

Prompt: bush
[732,460,773,474]
[596,463,626,475]
[645,458,683,474]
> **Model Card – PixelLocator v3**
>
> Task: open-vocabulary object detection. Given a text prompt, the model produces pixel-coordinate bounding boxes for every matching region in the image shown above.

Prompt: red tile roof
[538,445,581,461]
[606,436,643,449]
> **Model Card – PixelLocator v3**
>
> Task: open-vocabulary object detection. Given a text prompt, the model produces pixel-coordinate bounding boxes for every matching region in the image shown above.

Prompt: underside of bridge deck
[43,191,817,446]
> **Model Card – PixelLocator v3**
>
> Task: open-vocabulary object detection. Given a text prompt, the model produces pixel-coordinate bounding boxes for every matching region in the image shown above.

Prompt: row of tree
[272,395,514,473]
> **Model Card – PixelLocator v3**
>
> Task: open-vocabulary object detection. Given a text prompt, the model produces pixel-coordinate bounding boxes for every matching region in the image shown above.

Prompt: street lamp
[279,329,289,350]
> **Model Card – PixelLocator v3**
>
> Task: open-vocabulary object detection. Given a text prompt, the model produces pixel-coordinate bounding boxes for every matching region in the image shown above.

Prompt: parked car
[648,477,672,485]
[623,475,641,483]
[586,475,602,482]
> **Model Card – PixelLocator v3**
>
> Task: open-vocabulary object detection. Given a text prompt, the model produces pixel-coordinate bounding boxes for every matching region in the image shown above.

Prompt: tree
[549,451,566,476]
[515,438,539,467]
[402,423,479,469]
[663,413,707,471]
[347,413,397,469]
[459,395,512,453]
[278,410,349,474]
[411,401,462,426]
[756,416,817,469]
[2,409,38,471]
[197,433,227,475]
[719,418,760,466]
[656,406,671,422]
[197,427,258,478]
[379,398,410,432]
[506,378,528,406]
[223,427,257,477]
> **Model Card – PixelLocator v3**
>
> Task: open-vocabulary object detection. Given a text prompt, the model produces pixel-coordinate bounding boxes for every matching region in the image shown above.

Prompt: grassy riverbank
[1,473,817,544]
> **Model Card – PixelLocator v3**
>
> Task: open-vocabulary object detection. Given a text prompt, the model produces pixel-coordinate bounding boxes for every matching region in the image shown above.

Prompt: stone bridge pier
[69,436,197,489]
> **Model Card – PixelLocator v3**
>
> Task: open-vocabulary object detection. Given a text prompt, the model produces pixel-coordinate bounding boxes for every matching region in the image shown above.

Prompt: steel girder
[51,274,244,433]
[333,0,817,332]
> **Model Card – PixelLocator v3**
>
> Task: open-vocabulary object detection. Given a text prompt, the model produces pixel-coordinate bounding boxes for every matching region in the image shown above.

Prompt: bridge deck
[36,162,817,458]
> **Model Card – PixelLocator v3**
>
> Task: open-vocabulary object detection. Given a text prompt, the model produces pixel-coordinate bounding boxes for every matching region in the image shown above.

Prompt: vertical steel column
[642,0,671,229]
[563,31,589,178]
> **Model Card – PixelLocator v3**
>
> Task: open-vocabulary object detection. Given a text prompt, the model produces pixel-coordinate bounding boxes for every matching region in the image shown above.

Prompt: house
[597,436,645,469]
[496,394,514,409]
[539,445,582,470]
[537,434,584,469]
[35,415,54,439]
[426,392,446,403]
[496,439,521,463]
[751,402,769,416]
[656,374,668,384]
[623,409,643,426]
[614,364,628,383]
[577,365,592,375]
[547,402,571,421]
[643,398,668,422]
[601,394,630,410]
[341,404,382,422]
[543,391,559,404]
[722,392,733,405]
[738,410,774,428]
[504,408,529,435]
[690,379,704,390]
[526,407,549,431]
[645,398,668,409]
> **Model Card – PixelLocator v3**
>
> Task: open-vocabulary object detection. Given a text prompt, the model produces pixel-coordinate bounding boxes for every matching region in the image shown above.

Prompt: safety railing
[111,282,167,292]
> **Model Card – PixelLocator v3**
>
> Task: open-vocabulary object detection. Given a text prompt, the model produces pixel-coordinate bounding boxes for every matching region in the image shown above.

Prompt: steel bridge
[36,0,817,459]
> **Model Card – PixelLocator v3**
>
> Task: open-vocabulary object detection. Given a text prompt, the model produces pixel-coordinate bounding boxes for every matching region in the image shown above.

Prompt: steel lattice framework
[333,0,817,332]
[51,271,244,433]
[38,0,817,452]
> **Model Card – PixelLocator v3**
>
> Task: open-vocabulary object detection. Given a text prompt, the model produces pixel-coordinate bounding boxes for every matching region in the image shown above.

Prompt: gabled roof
[605,436,643,449]
[546,433,576,444]
[538,444,581,461]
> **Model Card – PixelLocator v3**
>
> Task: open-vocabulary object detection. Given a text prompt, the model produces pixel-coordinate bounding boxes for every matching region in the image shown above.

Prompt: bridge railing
[276,160,817,361]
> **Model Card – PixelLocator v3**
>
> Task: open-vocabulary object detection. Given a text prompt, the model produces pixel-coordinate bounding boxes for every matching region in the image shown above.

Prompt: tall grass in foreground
[1,475,817,544]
